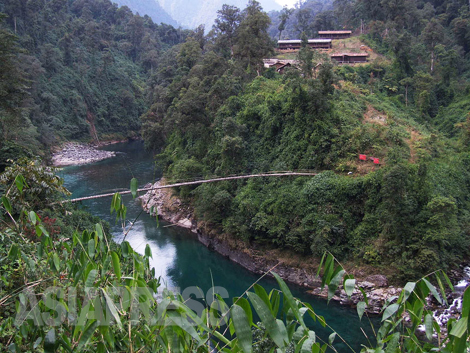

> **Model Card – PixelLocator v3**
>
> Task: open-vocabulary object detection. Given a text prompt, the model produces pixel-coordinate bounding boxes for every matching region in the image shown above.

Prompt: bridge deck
[66,172,318,203]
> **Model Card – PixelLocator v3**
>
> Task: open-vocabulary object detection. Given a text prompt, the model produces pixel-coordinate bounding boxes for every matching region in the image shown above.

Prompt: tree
[277,6,293,40]
[0,14,30,144]
[177,37,202,70]
[0,158,70,213]
[297,32,313,78]
[399,77,413,106]
[233,0,274,74]
[295,7,313,37]
[213,4,241,58]
[422,18,445,73]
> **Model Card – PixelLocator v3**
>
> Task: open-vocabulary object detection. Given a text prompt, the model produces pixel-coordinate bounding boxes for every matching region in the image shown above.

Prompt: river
[59,140,376,352]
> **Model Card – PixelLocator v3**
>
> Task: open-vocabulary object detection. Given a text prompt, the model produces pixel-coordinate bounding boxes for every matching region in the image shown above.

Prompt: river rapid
[59,140,375,352]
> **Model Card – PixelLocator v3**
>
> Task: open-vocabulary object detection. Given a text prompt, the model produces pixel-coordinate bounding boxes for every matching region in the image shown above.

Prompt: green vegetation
[141,0,470,280]
[0,162,469,352]
[0,0,189,159]
[2,0,470,350]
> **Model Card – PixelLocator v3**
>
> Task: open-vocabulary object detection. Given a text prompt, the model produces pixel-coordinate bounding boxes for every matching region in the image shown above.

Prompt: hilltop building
[318,31,352,40]
[277,39,332,51]
[263,59,298,73]
[330,52,368,64]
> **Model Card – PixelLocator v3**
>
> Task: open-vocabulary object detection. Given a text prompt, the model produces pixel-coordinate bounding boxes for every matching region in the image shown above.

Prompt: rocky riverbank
[51,142,116,166]
[139,179,405,314]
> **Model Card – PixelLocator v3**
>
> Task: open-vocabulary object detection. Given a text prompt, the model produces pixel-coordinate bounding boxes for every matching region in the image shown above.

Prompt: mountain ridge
[111,0,178,26]
[156,0,281,30]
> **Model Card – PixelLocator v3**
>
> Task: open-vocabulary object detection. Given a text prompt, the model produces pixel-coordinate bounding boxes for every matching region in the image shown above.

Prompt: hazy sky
[274,0,297,8]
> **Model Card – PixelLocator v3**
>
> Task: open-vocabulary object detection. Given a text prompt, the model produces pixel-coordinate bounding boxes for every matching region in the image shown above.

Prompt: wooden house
[318,31,352,39]
[263,59,298,74]
[330,52,368,64]
[277,39,332,51]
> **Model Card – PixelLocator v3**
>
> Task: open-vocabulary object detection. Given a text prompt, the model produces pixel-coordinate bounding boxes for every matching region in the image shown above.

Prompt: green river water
[59,140,377,352]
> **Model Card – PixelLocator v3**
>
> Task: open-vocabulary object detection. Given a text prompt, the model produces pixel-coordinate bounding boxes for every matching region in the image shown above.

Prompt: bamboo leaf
[85,269,97,288]
[423,278,442,305]
[424,313,433,340]
[145,244,152,258]
[52,253,60,272]
[212,330,231,346]
[270,289,281,317]
[95,223,103,240]
[328,332,336,345]
[301,330,316,353]
[461,286,470,318]
[101,288,122,329]
[435,273,448,306]
[8,244,19,260]
[29,211,37,225]
[130,177,138,198]
[402,282,416,302]
[254,284,272,312]
[321,254,334,288]
[382,304,399,322]
[449,317,467,338]
[441,271,454,292]
[121,241,130,257]
[233,297,253,327]
[88,239,95,259]
[384,332,400,353]
[77,320,98,351]
[111,251,121,281]
[327,269,345,302]
[344,278,355,298]
[44,328,56,353]
[316,253,326,277]
[247,292,286,348]
[273,272,306,329]
[1,196,12,213]
[359,288,369,306]
[15,174,25,193]
[230,304,252,353]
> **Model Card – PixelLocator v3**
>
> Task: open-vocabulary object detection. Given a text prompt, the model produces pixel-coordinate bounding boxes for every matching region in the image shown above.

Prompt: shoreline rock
[51,142,116,166]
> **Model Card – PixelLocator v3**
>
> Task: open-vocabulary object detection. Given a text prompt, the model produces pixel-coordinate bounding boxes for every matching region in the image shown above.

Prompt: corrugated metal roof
[308,39,332,43]
[278,39,332,44]
[318,31,352,34]
[330,52,368,57]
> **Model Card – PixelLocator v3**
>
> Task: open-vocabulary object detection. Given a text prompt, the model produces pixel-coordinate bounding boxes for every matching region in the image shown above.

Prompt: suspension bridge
[65,171,318,203]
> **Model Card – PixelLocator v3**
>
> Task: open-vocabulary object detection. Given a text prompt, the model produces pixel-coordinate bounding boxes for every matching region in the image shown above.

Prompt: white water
[431,266,469,327]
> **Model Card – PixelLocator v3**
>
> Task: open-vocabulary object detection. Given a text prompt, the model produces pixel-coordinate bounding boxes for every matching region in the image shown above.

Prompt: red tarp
[373,158,380,164]
[359,154,367,160]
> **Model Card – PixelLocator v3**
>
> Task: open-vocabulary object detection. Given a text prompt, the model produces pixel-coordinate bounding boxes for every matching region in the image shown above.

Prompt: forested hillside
[0,0,188,166]
[141,0,470,280]
[3,0,470,351]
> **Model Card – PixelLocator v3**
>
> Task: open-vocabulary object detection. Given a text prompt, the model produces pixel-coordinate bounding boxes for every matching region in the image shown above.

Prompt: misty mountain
[112,0,178,26]
[157,0,282,30]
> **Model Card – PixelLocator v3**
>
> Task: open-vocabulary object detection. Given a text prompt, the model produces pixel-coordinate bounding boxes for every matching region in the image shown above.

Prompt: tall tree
[422,18,445,73]
[233,0,274,74]
[297,32,313,78]
[0,14,30,143]
[278,6,293,40]
[295,7,313,36]
[213,4,241,58]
